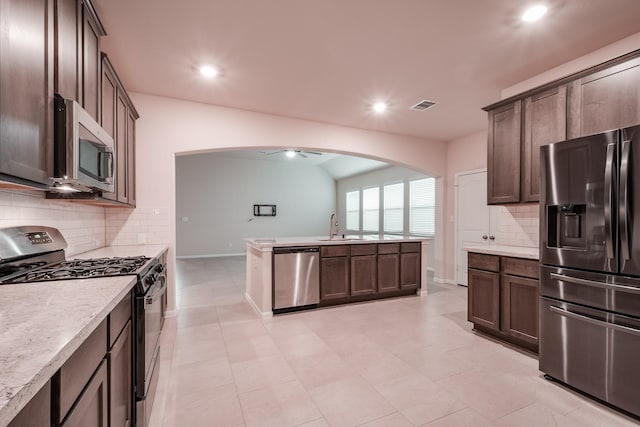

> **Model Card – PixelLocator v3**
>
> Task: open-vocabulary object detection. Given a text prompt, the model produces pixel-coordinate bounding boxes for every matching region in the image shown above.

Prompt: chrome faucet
[329,213,338,240]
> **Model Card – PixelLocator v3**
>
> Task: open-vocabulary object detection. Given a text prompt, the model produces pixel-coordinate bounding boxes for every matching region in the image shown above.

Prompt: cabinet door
[377,253,399,293]
[126,109,136,206]
[487,100,521,204]
[351,255,377,296]
[0,0,53,185]
[320,257,349,300]
[100,58,117,201]
[109,321,132,427]
[400,252,420,290]
[467,268,500,330]
[54,0,79,100]
[568,57,640,139]
[61,359,108,427]
[80,1,102,121]
[501,274,539,345]
[8,381,50,427]
[115,90,128,203]
[522,85,567,202]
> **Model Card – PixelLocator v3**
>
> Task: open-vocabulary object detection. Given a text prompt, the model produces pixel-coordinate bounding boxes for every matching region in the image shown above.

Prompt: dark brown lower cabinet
[377,253,399,293]
[8,381,51,427]
[351,255,377,296]
[400,252,420,290]
[501,274,539,345]
[467,252,539,353]
[109,321,132,427]
[467,268,500,330]
[61,360,108,427]
[320,256,350,300]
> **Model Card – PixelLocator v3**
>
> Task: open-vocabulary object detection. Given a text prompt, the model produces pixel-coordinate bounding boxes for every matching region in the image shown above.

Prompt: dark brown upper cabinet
[522,85,567,202]
[568,57,640,139]
[487,101,521,204]
[0,0,54,187]
[54,0,105,121]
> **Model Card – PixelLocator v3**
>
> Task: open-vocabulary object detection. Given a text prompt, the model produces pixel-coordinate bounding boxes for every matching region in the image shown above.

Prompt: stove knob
[144,275,155,286]
[155,264,165,274]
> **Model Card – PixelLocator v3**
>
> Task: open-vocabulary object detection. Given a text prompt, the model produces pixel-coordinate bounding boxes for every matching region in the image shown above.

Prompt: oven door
[135,272,166,401]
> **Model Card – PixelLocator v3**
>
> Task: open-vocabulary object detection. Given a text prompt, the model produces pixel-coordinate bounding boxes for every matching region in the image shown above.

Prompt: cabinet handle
[482,235,488,240]
[489,235,495,241]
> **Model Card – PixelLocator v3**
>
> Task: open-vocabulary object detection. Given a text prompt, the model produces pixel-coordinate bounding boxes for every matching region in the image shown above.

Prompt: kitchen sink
[317,237,362,241]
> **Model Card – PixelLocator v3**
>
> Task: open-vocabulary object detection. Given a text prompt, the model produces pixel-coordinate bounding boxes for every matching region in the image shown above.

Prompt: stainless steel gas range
[0,225,166,427]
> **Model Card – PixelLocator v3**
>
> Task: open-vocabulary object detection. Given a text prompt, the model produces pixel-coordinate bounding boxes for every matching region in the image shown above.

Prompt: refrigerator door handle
[550,305,640,337]
[550,272,640,294]
[620,140,631,261]
[604,143,616,259]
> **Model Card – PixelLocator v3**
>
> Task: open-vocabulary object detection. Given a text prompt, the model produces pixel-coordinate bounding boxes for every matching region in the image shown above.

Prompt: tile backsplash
[0,190,106,255]
[495,204,539,248]
[106,207,170,246]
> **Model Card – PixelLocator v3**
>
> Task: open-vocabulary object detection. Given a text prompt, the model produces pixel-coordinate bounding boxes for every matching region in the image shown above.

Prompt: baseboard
[245,293,273,319]
[426,267,435,273]
[434,277,457,285]
[164,310,177,318]
[418,289,429,296]
[176,252,246,259]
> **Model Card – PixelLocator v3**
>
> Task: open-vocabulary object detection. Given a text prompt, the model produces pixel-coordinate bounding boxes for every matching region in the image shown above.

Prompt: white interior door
[456,171,494,286]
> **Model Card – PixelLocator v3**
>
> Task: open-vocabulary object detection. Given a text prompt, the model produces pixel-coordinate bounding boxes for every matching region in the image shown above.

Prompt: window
[410,178,435,235]
[362,187,379,232]
[346,190,360,230]
[383,183,404,233]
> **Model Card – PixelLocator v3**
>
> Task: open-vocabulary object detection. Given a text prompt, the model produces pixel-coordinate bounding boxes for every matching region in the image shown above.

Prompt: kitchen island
[0,244,167,427]
[245,235,430,317]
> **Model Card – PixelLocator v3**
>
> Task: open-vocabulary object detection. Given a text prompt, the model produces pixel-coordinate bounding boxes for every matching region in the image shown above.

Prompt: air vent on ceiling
[410,100,437,111]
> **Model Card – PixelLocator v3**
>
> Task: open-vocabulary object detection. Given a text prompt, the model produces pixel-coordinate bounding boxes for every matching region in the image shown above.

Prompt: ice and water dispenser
[546,203,587,250]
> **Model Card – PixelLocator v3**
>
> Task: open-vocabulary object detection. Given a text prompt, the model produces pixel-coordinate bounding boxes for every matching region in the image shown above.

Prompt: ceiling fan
[260,149,323,158]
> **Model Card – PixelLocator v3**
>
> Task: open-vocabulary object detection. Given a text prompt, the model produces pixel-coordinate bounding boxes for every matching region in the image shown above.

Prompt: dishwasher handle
[273,246,319,254]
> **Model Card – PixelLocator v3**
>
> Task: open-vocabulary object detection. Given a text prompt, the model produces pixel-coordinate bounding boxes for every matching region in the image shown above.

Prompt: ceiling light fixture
[521,4,548,22]
[199,64,218,78]
[372,102,388,114]
[285,150,296,158]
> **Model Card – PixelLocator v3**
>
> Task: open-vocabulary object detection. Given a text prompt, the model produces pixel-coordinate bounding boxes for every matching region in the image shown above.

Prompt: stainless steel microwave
[52,95,115,193]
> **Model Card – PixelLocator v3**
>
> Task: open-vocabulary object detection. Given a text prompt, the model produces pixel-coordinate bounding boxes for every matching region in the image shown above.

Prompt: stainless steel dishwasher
[273,246,320,312]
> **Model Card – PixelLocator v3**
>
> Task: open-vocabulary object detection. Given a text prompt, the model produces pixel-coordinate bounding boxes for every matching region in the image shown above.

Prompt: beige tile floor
[149,256,639,427]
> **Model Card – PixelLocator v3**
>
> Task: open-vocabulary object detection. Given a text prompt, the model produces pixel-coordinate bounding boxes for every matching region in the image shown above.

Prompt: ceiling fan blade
[302,151,322,155]
[298,152,308,158]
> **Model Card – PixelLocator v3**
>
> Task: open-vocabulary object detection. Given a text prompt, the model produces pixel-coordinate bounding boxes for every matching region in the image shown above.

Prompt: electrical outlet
[181,216,189,223]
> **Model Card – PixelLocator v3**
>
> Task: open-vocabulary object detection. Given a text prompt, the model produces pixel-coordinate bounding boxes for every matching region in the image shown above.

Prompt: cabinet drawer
[468,252,500,272]
[109,292,132,349]
[321,245,349,257]
[55,319,107,423]
[350,244,377,256]
[378,243,399,254]
[400,242,421,253]
[502,257,539,279]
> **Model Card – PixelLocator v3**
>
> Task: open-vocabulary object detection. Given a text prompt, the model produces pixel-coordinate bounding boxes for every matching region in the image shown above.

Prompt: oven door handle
[550,272,640,295]
[550,305,640,336]
[145,279,167,305]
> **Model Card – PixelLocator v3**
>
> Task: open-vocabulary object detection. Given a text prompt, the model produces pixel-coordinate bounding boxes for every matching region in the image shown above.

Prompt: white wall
[0,190,106,256]
[175,153,336,257]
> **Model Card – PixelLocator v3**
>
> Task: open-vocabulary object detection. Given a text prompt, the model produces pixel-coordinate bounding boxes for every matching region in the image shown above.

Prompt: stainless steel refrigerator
[540,124,640,418]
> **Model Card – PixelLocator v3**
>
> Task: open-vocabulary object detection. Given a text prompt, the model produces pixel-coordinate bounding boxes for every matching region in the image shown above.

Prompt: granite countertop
[245,235,432,251]
[463,244,539,260]
[0,244,168,426]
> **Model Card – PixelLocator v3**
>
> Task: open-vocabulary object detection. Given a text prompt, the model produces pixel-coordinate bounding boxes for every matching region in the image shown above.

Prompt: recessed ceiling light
[372,102,388,114]
[285,150,296,158]
[521,4,548,22]
[199,65,218,78]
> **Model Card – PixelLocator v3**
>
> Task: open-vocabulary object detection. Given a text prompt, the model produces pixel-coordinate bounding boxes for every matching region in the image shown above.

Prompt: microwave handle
[106,150,114,180]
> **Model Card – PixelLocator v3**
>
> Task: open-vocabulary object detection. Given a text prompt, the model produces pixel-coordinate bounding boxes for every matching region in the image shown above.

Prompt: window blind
[362,187,379,232]
[346,190,360,230]
[410,178,435,235]
[383,183,404,233]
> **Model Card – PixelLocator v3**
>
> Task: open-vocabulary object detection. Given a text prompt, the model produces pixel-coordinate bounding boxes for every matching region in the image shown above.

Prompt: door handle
[550,305,640,337]
[620,140,631,261]
[604,143,616,259]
